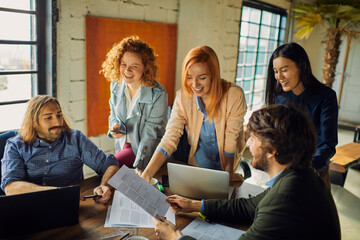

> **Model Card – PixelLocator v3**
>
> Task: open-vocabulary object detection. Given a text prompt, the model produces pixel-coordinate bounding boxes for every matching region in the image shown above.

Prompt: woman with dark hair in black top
[265,42,338,188]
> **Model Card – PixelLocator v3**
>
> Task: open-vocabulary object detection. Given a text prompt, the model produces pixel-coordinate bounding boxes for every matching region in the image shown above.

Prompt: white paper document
[105,191,175,228]
[182,217,245,240]
[108,165,170,218]
[235,182,267,199]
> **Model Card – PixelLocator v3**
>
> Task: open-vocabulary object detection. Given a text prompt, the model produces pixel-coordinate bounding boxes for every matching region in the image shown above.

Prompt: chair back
[0,130,18,195]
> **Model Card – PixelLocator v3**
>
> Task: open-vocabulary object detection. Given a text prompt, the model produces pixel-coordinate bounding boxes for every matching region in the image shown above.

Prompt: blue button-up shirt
[1,129,118,190]
[193,97,222,170]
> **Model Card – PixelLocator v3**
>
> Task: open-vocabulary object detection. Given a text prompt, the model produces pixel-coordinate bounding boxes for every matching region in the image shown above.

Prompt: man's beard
[251,150,270,172]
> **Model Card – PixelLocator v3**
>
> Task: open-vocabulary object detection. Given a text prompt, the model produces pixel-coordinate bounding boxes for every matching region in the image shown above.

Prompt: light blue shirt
[1,129,119,190]
[266,170,284,188]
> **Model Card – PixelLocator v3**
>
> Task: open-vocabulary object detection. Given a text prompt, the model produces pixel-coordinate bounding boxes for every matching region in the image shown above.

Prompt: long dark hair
[265,42,323,105]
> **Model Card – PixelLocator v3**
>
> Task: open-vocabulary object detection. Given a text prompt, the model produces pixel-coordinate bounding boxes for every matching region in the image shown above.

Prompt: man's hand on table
[91,185,111,204]
[167,195,202,214]
[153,216,182,240]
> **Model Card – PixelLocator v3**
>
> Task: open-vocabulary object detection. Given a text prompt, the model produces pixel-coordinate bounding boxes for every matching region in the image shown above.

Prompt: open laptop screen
[168,162,229,199]
[0,185,80,237]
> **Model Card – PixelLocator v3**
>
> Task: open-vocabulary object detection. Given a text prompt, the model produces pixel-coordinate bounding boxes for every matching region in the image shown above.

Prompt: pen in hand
[83,194,102,199]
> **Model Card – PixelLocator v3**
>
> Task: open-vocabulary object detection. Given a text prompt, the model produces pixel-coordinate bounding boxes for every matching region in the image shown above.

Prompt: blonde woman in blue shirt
[100,36,168,171]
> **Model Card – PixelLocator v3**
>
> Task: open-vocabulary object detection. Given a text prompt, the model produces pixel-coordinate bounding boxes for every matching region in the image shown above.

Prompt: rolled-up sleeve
[77,131,119,175]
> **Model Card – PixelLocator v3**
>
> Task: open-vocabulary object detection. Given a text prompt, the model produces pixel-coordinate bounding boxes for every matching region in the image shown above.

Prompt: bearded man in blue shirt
[1,95,119,204]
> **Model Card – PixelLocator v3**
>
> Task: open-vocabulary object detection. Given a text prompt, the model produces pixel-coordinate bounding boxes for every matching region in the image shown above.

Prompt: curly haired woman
[100,36,168,171]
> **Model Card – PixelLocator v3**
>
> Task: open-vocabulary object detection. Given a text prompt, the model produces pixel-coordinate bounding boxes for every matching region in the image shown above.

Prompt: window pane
[256,65,266,76]
[245,52,255,65]
[271,14,280,27]
[261,11,272,25]
[245,94,250,105]
[253,92,264,105]
[241,6,250,21]
[239,37,247,50]
[240,22,249,36]
[270,27,279,40]
[250,8,261,23]
[259,39,269,52]
[254,78,265,90]
[0,44,37,71]
[260,26,270,39]
[0,11,36,41]
[269,40,277,52]
[279,29,286,42]
[238,51,245,64]
[249,23,259,38]
[243,80,252,91]
[0,74,34,102]
[281,16,287,29]
[0,103,28,132]
[236,67,243,78]
[247,38,258,51]
[0,0,35,11]
[244,66,254,78]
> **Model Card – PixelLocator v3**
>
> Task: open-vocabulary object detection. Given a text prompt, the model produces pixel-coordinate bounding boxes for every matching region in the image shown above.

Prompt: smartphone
[111,129,126,134]
[162,175,169,187]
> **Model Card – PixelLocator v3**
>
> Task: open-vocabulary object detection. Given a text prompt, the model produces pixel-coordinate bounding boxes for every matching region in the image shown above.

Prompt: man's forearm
[100,165,119,188]
[5,181,56,195]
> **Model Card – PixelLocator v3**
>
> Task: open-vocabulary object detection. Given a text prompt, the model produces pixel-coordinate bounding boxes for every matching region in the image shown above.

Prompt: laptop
[167,162,229,199]
[0,185,80,238]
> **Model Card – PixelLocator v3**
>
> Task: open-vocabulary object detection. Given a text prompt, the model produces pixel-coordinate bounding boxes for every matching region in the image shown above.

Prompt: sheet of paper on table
[104,191,175,228]
[182,217,245,240]
[108,165,170,219]
[235,182,267,199]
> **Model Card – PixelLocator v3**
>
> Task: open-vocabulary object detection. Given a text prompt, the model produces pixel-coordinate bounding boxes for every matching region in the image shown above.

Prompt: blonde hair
[19,95,71,143]
[100,35,158,87]
[181,46,229,120]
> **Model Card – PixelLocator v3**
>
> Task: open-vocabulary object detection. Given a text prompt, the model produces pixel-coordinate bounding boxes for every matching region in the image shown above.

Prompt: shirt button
[137,112,139,115]
[113,90,116,93]
[44,172,47,175]
[49,146,51,149]
[46,160,49,163]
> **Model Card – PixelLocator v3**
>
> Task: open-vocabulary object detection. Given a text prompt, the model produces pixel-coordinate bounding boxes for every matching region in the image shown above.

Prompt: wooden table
[24,163,247,239]
[330,142,360,186]
[23,166,193,240]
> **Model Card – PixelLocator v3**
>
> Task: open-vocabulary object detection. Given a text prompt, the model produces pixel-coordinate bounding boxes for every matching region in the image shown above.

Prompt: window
[0,0,55,132]
[236,0,287,112]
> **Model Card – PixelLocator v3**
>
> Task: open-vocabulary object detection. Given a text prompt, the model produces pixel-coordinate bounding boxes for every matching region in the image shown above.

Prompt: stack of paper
[105,191,175,228]
[182,217,245,240]
[105,165,175,228]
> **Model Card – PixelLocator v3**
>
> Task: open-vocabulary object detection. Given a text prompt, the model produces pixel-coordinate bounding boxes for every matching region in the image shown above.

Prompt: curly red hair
[100,35,158,87]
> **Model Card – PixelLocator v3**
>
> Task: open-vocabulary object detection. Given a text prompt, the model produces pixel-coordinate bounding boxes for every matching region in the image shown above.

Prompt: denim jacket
[108,80,168,169]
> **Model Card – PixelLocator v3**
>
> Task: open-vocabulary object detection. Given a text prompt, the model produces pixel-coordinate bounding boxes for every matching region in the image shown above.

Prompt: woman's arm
[141,90,188,181]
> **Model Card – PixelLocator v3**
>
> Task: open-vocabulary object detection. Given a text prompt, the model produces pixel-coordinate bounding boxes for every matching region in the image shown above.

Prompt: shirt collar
[123,81,154,104]
[266,170,284,188]
[33,131,64,147]
[196,96,206,114]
